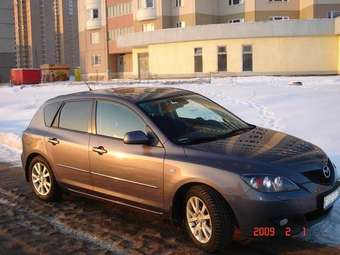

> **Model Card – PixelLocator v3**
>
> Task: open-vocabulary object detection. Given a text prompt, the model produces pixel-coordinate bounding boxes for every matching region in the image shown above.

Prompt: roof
[48,87,193,104]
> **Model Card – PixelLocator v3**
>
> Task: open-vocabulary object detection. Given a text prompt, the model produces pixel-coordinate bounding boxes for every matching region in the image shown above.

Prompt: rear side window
[59,100,93,133]
[44,102,62,127]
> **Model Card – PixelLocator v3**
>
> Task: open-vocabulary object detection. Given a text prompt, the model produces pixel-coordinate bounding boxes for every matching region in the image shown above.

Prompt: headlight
[242,175,300,193]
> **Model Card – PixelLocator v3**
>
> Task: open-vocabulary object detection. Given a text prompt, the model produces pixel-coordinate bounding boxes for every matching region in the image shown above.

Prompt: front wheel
[29,156,60,201]
[185,185,234,252]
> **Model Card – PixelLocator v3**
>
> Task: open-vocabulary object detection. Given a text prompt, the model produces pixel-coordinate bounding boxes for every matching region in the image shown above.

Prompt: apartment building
[0,0,15,83]
[79,0,340,80]
[14,0,79,69]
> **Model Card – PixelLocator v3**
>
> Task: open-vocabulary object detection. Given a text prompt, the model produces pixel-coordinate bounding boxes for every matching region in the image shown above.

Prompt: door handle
[48,137,60,145]
[92,146,108,155]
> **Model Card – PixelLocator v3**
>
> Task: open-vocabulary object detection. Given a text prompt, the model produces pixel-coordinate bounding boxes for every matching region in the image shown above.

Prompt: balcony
[136,7,156,21]
[87,17,102,30]
[86,0,102,30]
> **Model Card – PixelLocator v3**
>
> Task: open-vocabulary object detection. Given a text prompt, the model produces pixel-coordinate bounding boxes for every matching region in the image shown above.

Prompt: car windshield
[138,94,253,145]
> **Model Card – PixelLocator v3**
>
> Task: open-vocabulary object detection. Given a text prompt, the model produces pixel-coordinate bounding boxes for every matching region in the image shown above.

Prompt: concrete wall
[130,35,337,78]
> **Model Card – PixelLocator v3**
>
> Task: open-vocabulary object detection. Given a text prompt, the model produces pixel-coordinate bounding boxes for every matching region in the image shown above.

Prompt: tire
[184,185,234,253]
[29,156,60,202]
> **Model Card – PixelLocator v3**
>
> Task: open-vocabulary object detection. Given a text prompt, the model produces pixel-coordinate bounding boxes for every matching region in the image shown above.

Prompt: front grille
[303,159,335,185]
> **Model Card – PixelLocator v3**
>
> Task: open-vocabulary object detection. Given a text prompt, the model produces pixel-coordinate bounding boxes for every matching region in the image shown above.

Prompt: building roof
[118,18,339,48]
[48,87,193,104]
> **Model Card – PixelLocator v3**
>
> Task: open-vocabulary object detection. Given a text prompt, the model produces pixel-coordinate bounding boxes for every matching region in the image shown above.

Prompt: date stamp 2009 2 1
[252,226,308,238]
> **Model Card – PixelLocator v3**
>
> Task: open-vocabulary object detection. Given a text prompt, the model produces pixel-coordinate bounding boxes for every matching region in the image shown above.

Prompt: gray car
[21,87,339,252]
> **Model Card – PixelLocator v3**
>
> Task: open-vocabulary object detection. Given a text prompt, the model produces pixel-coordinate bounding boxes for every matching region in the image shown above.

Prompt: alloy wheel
[31,162,52,196]
[186,196,212,244]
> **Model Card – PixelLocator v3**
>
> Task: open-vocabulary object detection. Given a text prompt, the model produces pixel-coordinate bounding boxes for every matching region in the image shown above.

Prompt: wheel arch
[170,182,239,228]
[24,152,51,182]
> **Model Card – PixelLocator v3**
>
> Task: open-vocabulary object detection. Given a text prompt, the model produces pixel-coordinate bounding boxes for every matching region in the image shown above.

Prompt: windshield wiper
[179,125,255,145]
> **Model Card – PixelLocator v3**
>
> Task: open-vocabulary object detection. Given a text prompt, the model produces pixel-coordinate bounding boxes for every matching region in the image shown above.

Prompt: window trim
[54,99,95,135]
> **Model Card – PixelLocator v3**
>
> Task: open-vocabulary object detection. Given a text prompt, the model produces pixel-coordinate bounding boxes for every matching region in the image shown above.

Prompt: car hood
[183,127,328,182]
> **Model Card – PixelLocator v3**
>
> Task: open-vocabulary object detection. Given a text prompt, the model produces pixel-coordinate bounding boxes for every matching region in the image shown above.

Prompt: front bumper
[232,181,340,237]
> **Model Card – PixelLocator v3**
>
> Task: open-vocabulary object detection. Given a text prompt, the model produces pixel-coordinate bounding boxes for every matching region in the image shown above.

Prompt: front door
[89,100,165,211]
[46,100,93,191]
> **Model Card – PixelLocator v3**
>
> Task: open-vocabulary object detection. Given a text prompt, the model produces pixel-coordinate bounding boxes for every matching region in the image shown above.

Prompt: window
[143,23,155,32]
[92,8,99,19]
[328,11,340,18]
[108,2,132,17]
[91,55,101,66]
[91,32,100,44]
[139,0,154,8]
[217,46,227,72]
[108,27,133,41]
[270,16,289,21]
[175,0,182,7]
[96,101,146,139]
[59,101,92,133]
[146,0,154,8]
[242,45,253,72]
[228,18,244,23]
[44,102,62,127]
[176,21,186,28]
[138,94,250,145]
[229,0,243,6]
[194,48,203,73]
[269,0,288,2]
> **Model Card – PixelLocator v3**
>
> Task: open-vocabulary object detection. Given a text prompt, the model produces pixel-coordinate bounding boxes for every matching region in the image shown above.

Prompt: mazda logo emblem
[323,166,331,179]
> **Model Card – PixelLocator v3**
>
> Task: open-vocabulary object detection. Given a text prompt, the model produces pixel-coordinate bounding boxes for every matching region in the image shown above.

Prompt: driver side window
[96,100,147,139]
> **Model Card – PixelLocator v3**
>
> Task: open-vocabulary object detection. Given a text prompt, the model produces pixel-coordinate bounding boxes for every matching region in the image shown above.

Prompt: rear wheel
[29,156,60,201]
[184,185,234,252]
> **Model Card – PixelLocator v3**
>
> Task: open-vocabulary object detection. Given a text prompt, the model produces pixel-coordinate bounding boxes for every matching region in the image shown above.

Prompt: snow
[0,76,340,246]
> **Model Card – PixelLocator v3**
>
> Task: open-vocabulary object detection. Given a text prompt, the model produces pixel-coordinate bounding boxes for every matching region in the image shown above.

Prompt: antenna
[84,80,93,91]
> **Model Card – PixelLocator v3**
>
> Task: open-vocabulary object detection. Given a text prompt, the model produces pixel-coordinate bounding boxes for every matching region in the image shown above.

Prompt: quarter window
[59,101,93,133]
[96,101,146,139]
[44,102,62,127]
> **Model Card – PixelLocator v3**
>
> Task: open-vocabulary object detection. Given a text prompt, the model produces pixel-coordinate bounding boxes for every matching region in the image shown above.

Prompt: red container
[10,68,42,85]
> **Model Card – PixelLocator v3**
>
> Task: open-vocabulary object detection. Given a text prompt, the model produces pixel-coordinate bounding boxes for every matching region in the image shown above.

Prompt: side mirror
[123,131,150,145]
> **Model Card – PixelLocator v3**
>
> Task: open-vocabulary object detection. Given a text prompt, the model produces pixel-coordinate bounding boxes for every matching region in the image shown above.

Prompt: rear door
[89,100,165,211]
[45,99,93,191]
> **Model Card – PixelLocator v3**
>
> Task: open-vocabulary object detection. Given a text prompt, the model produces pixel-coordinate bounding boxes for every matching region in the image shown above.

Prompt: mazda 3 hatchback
[22,87,339,252]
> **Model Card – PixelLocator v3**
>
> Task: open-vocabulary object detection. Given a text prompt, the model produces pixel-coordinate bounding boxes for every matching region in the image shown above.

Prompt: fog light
[280,218,288,226]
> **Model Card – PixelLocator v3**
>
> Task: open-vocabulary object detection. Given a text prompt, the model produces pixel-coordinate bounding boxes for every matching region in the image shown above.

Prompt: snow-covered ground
[0,76,339,246]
